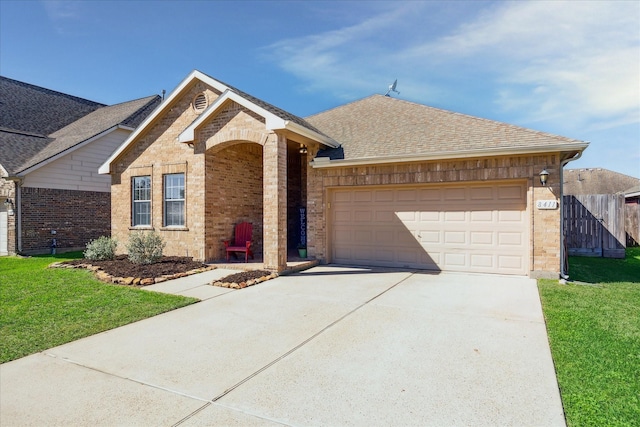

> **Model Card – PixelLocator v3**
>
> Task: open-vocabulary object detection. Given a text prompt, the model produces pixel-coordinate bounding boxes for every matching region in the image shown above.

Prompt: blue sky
[1,0,638,178]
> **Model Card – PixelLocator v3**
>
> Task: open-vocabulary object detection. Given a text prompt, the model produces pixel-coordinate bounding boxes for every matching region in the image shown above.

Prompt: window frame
[132,176,151,227]
[163,173,185,227]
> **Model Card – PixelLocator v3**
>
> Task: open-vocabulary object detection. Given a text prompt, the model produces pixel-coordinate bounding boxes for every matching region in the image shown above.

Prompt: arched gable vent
[192,93,208,113]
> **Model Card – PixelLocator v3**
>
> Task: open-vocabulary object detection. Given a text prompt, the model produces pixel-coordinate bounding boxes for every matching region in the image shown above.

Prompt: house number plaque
[536,200,558,210]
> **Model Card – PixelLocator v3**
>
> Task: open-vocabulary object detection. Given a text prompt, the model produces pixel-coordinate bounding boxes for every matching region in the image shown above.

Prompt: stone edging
[211,272,278,289]
[49,262,216,286]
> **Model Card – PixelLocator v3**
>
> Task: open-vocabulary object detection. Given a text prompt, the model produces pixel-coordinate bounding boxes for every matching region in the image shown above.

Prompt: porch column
[263,132,287,271]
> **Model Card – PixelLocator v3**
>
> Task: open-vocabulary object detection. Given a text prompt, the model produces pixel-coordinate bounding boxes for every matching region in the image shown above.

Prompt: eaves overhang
[311,142,590,168]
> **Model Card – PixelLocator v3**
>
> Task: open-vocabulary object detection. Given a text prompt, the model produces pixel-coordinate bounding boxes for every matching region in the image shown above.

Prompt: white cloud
[264,1,640,133]
[42,0,82,34]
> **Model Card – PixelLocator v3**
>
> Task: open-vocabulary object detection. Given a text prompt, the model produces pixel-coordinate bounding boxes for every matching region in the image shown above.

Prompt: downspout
[559,151,584,280]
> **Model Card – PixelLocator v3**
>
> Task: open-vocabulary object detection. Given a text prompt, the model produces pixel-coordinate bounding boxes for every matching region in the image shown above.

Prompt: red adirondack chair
[224,222,254,262]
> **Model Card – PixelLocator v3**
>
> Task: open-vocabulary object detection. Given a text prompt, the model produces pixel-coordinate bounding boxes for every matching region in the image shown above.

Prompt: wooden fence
[563,194,625,258]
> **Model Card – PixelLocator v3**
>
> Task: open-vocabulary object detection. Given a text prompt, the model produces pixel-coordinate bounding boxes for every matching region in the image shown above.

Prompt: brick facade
[20,187,111,254]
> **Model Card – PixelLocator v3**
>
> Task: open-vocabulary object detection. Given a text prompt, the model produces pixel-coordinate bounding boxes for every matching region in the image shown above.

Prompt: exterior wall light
[539,169,549,186]
[4,198,14,215]
[299,145,308,154]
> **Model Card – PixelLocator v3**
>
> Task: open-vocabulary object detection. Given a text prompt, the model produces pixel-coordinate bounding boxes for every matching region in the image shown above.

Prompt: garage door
[330,182,528,275]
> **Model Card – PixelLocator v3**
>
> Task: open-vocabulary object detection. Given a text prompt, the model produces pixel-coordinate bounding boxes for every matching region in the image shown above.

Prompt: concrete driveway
[0,266,565,426]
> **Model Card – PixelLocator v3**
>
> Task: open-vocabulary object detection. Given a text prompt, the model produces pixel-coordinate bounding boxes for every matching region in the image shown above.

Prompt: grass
[0,252,197,363]
[538,247,640,427]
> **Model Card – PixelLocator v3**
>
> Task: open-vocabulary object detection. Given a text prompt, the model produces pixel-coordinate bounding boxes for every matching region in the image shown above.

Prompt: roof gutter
[310,142,590,168]
[282,121,339,148]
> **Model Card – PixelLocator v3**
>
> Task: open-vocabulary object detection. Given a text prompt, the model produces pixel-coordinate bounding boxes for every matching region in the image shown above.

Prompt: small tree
[126,231,165,264]
[84,236,118,261]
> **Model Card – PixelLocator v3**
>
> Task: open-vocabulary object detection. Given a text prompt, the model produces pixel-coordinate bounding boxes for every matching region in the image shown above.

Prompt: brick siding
[20,187,110,254]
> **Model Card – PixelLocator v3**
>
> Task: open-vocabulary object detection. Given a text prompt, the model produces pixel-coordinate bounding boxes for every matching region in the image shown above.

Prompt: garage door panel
[470,232,493,245]
[331,182,528,275]
[444,188,466,200]
[444,231,466,244]
[498,185,524,200]
[354,210,372,222]
[374,190,394,202]
[471,210,493,222]
[444,211,466,221]
[498,232,522,246]
[470,186,494,200]
[375,210,395,222]
[334,210,352,222]
[470,254,494,268]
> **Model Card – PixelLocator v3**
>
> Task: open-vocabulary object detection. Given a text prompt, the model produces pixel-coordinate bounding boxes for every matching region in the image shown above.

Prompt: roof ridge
[0,126,48,138]
[305,94,380,119]
[0,75,106,107]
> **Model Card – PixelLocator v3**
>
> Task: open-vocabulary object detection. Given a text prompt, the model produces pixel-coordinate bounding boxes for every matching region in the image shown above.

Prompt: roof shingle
[306,95,585,161]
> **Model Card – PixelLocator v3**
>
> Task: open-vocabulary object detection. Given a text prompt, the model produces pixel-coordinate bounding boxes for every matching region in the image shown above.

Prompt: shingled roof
[0,76,105,135]
[563,168,640,195]
[0,75,161,176]
[306,95,586,161]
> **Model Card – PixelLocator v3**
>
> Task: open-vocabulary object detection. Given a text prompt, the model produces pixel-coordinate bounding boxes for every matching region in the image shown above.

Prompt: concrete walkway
[0,266,565,426]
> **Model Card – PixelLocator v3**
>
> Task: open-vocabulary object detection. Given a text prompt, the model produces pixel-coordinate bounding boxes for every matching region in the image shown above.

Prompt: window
[132,176,151,226]
[164,173,185,226]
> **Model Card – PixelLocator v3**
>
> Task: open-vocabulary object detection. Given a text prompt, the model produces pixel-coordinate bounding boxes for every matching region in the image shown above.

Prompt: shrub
[126,231,165,265]
[84,236,118,261]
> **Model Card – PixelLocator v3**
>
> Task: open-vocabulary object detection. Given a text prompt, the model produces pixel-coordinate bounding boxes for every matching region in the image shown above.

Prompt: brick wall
[307,153,562,277]
[205,143,263,260]
[20,187,110,254]
[111,82,214,260]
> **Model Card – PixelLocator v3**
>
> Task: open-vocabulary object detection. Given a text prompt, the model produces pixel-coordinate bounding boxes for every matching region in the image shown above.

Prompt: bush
[126,231,165,265]
[84,236,118,261]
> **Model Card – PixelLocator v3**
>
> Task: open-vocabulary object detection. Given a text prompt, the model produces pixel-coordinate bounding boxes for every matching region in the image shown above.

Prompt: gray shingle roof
[0,81,161,176]
[563,168,640,195]
[0,76,105,135]
[198,71,330,140]
[306,95,584,160]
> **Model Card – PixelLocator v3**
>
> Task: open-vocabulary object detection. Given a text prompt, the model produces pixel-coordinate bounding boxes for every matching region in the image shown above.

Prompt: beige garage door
[330,182,528,275]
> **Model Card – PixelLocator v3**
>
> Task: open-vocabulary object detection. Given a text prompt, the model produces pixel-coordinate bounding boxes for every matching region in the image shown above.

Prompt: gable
[100,70,338,175]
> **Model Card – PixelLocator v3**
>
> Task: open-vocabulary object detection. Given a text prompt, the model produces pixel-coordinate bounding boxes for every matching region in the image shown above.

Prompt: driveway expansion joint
[207,271,417,404]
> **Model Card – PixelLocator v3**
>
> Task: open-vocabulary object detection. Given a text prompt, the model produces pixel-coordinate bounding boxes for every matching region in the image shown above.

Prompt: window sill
[160,226,189,231]
[129,226,154,230]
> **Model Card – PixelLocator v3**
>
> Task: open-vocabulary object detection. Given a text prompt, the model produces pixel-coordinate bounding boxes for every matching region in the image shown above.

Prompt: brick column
[263,133,287,271]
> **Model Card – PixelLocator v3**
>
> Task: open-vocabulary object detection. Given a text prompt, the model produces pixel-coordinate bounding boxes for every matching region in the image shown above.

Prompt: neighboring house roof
[101,69,337,174]
[563,168,640,195]
[625,185,640,199]
[0,76,161,177]
[0,76,105,135]
[306,95,588,166]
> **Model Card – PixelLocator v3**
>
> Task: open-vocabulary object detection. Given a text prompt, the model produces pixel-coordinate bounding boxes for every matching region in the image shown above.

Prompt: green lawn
[0,252,197,363]
[539,247,640,427]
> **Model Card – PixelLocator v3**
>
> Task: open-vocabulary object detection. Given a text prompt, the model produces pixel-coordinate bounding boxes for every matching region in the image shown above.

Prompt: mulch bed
[55,256,277,289]
[64,255,207,278]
